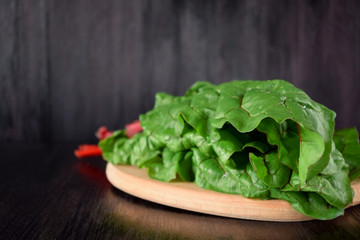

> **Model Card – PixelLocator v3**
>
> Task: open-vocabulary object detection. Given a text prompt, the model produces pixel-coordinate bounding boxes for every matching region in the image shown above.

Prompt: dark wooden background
[1,0,359,143]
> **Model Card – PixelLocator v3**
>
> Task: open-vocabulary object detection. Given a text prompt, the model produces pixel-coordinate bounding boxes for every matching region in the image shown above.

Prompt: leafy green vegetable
[99,80,360,220]
[333,127,360,181]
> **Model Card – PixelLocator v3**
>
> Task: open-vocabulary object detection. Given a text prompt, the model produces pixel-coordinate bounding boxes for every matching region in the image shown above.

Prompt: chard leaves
[334,127,360,181]
[100,80,360,220]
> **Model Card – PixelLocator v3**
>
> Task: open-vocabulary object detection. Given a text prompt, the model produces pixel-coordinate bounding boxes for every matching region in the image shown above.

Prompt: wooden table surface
[1,143,360,240]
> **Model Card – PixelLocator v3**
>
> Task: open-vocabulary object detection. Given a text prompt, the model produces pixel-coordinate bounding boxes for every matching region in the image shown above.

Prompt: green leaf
[145,148,181,182]
[176,151,194,181]
[334,127,360,181]
[99,130,130,165]
[296,124,325,186]
[257,118,300,172]
[270,189,344,220]
[99,80,360,220]
[249,152,291,188]
[192,149,270,198]
[282,143,353,209]
[211,124,251,163]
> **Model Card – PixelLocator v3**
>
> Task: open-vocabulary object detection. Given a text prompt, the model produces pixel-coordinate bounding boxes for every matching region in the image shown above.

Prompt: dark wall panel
[0,0,50,142]
[1,0,359,143]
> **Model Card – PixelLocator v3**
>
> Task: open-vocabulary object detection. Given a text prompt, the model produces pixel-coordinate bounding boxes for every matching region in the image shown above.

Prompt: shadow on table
[98,186,360,240]
[74,160,360,239]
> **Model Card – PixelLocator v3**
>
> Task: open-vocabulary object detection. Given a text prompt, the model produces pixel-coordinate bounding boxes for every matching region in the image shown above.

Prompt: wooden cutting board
[106,163,360,222]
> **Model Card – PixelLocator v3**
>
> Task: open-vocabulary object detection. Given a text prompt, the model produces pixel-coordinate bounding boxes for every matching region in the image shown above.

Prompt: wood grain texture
[0,0,51,142]
[1,0,359,143]
[1,143,360,239]
[106,163,360,222]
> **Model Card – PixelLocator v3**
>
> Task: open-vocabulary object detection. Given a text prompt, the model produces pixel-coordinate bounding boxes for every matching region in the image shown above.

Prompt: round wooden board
[106,163,360,222]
